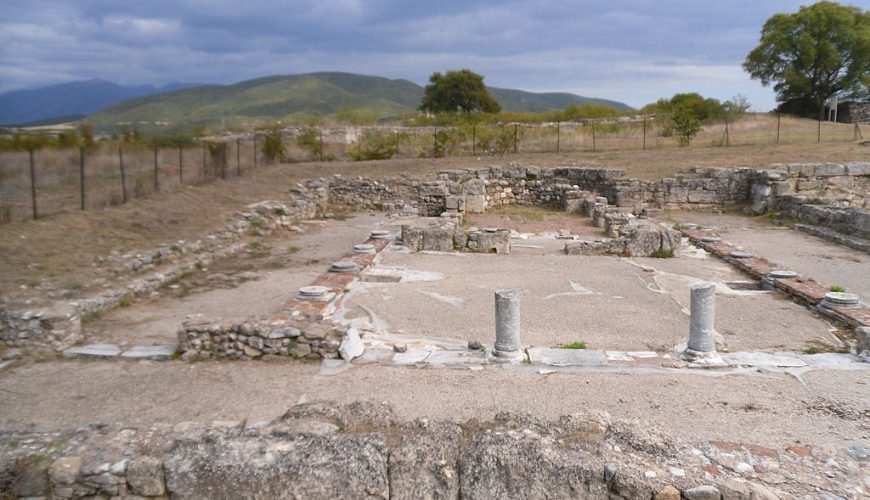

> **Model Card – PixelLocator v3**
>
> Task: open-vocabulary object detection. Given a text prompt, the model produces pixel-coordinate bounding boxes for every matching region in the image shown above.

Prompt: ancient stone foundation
[1,402,843,499]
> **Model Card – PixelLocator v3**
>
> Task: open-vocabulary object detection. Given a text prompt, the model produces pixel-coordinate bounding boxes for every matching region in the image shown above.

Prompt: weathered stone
[49,456,82,487]
[684,484,722,500]
[856,327,870,360]
[655,484,682,500]
[389,422,462,500]
[163,429,389,499]
[339,327,364,361]
[459,429,607,498]
[126,457,165,497]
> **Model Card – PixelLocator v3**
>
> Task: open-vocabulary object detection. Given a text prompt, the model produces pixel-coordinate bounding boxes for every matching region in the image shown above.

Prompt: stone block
[796,179,822,191]
[121,344,178,361]
[856,327,870,360]
[845,162,870,176]
[461,178,487,195]
[464,195,486,214]
[687,190,720,204]
[788,163,816,177]
[814,163,846,177]
[445,195,465,212]
[422,227,455,252]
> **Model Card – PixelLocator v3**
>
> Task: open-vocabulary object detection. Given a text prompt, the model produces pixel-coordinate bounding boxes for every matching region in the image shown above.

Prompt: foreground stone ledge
[2,402,864,499]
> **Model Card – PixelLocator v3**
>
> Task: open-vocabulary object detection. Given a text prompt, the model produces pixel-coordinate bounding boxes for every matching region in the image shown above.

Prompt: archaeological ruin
[1,161,869,498]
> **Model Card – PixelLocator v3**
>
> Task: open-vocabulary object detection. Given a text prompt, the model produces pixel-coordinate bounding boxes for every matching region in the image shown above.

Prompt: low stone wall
[401,219,511,254]
[1,195,324,356]
[0,402,859,499]
[177,316,342,361]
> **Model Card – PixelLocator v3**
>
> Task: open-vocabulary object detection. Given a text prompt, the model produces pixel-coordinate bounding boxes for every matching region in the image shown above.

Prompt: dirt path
[0,359,867,454]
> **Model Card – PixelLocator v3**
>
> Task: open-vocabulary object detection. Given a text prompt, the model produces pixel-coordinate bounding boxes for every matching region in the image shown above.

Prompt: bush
[350,130,398,161]
[474,126,514,156]
[296,128,320,160]
[260,127,286,164]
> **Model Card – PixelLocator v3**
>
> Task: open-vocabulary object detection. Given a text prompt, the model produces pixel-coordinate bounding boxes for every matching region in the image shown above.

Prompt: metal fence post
[319,130,324,161]
[591,122,596,152]
[119,147,127,203]
[236,138,241,176]
[642,116,647,150]
[253,136,258,169]
[153,144,159,193]
[513,124,518,154]
[29,150,37,220]
[556,122,560,153]
[776,112,781,144]
[79,147,86,210]
[178,145,183,184]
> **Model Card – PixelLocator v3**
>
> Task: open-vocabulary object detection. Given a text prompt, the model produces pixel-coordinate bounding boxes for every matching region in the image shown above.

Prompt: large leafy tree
[419,69,502,114]
[743,1,870,118]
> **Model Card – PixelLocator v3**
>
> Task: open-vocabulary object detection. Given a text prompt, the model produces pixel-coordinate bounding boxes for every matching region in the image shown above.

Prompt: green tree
[419,69,502,114]
[671,106,702,146]
[743,1,870,118]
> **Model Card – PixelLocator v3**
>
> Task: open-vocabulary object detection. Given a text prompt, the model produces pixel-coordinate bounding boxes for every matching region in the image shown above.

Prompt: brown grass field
[0,113,866,297]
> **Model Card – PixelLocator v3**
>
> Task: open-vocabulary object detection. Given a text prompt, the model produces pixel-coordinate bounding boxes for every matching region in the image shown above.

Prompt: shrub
[351,130,398,161]
[829,284,846,293]
[296,128,320,160]
[260,127,286,164]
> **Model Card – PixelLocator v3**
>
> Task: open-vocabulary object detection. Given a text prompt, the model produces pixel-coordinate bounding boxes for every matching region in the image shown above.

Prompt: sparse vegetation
[260,127,286,164]
[651,248,675,258]
[560,341,588,349]
[829,284,846,292]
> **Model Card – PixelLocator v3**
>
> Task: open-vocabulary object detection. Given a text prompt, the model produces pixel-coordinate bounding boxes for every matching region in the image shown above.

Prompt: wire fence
[0,113,864,224]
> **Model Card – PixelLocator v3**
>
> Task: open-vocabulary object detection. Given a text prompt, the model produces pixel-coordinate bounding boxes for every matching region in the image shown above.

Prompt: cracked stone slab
[120,344,178,361]
[799,353,864,367]
[723,352,807,368]
[527,348,607,367]
[605,351,633,362]
[391,349,431,365]
[426,350,487,365]
[63,344,122,359]
[627,351,659,359]
[354,348,394,364]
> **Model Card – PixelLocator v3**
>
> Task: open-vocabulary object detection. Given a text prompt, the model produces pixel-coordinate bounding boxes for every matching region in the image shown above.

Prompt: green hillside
[488,87,632,113]
[88,72,631,132]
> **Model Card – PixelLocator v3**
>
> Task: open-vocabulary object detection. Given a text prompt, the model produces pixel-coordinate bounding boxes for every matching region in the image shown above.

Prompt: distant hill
[0,80,201,126]
[87,72,633,132]
[488,87,632,113]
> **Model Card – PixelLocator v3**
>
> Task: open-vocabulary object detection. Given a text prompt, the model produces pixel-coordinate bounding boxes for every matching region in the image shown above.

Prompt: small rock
[393,343,408,353]
[684,484,721,500]
[2,348,23,360]
[655,485,681,500]
[467,340,483,351]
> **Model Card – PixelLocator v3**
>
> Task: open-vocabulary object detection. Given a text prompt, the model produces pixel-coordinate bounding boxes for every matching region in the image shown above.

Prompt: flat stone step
[64,344,121,359]
[723,352,807,368]
[121,344,178,361]
[527,348,607,367]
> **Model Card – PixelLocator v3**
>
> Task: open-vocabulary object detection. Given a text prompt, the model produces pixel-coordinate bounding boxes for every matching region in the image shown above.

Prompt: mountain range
[1,73,632,131]
[0,79,201,126]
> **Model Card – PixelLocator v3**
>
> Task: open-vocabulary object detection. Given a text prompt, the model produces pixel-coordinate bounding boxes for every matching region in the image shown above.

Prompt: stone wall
[0,402,858,499]
[750,162,870,241]
[177,316,342,361]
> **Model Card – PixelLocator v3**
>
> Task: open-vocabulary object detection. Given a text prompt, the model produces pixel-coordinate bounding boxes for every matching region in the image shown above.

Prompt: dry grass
[0,119,866,297]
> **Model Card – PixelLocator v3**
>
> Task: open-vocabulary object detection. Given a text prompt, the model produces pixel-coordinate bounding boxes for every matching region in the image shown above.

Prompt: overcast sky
[0,0,855,110]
